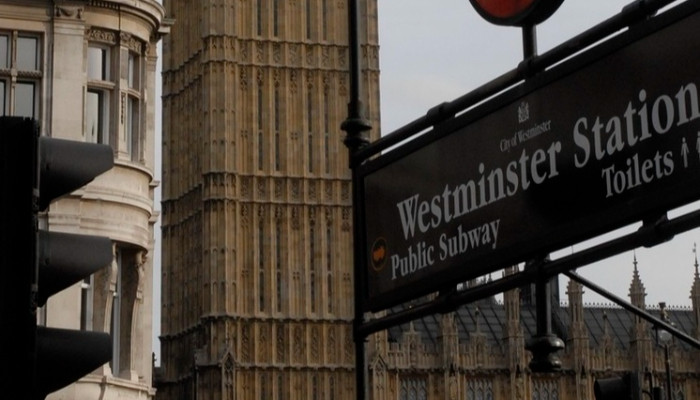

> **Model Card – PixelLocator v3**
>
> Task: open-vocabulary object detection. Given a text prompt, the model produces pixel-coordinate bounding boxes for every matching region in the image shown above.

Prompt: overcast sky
[376,0,700,309]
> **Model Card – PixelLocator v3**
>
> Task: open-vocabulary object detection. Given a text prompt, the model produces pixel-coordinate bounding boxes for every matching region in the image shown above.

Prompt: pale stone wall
[0,0,167,399]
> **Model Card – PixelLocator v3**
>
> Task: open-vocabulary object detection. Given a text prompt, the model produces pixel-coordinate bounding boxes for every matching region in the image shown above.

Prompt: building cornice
[53,0,170,38]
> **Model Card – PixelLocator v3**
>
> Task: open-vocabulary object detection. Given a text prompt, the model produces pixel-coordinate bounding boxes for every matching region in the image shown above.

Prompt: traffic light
[594,372,642,400]
[0,117,38,396]
[0,116,114,399]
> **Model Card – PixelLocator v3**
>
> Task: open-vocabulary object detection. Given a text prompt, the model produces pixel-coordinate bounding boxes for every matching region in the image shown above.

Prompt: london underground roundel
[469,0,565,26]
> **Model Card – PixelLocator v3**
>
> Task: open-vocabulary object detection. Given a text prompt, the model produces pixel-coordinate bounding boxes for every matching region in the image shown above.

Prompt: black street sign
[360,2,700,311]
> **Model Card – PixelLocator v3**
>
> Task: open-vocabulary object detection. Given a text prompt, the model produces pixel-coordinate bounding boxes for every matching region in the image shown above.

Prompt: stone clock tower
[157,1,380,399]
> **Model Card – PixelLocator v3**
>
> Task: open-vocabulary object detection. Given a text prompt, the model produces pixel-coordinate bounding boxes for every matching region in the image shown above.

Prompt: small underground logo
[370,237,388,272]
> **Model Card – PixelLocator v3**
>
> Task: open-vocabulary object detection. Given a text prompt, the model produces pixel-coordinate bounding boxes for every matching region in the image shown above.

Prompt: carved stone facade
[370,261,700,400]
[157,1,380,399]
[0,1,168,398]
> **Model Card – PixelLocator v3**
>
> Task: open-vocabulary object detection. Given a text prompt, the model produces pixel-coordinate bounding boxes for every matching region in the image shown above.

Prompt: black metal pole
[520,23,565,373]
[342,1,371,400]
[342,0,371,156]
[524,257,564,372]
[664,345,672,400]
[522,24,537,60]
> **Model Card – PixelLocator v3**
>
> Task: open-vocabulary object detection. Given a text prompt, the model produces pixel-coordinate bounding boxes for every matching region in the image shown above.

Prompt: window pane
[0,80,5,116]
[127,53,138,88]
[15,82,35,118]
[126,96,138,156]
[0,35,8,68]
[88,47,107,80]
[17,37,38,71]
[86,91,99,142]
[86,90,108,144]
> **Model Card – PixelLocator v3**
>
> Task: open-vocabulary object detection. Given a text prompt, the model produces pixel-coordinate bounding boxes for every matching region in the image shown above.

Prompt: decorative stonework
[308,206,316,224]
[310,327,319,362]
[290,70,298,93]
[305,45,314,66]
[341,208,351,232]
[290,44,300,66]
[308,181,316,200]
[344,326,354,363]
[274,180,283,199]
[306,70,314,88]
[291,179,300,200]
[339,76,348,97]
[321,47,330,67]
[257,179,265,198]
[325,182,332,202]
[256,68,263,86]
[241,204,249,226]
[293,326,303,363]
[241,324,250,362]
[55,5,84,19]
[241,176,251,199]
[275,206,283,221]
[120,92,126,123]
[273,69,280,86]
[259,324,268,361]
[256,42,264,63]
[241,41,249,62]
[338,47,347,68]
[328,326,337,361]
[276,324,286,363]
[273,43,281,64]
[120,32,143,54]
[341,182,350,202]
[87,28,117,45]
[240,68,248,91]
[291,207,300,230]
[88,0,120,11]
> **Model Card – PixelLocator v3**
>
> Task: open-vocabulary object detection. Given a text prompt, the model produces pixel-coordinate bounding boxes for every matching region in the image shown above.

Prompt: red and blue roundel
[469,0,565,26]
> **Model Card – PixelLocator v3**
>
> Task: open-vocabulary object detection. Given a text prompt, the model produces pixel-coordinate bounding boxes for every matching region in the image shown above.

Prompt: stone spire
[468,306,489,369]
[566,277,590,392]
[503,266,525,372]
[567,278,586,339]
[601,312,615,370]
[503,265,522,337]
[439,312,459,371]
[628,253,647,311]
[628,253,651,370]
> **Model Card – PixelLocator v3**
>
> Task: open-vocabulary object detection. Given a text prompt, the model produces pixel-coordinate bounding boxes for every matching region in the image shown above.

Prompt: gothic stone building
[369,262,700,400]
[157,0,380,399]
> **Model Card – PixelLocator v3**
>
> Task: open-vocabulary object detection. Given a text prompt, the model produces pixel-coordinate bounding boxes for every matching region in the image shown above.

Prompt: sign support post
[341,1,371,400]
[520,21,566,373]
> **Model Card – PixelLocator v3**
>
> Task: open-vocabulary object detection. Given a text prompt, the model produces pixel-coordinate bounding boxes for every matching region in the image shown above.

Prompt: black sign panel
[360,3,700,311]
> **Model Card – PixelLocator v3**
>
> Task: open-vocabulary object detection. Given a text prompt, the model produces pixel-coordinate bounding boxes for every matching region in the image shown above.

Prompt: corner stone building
[0,1,167,399]
[157,0,380,399]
